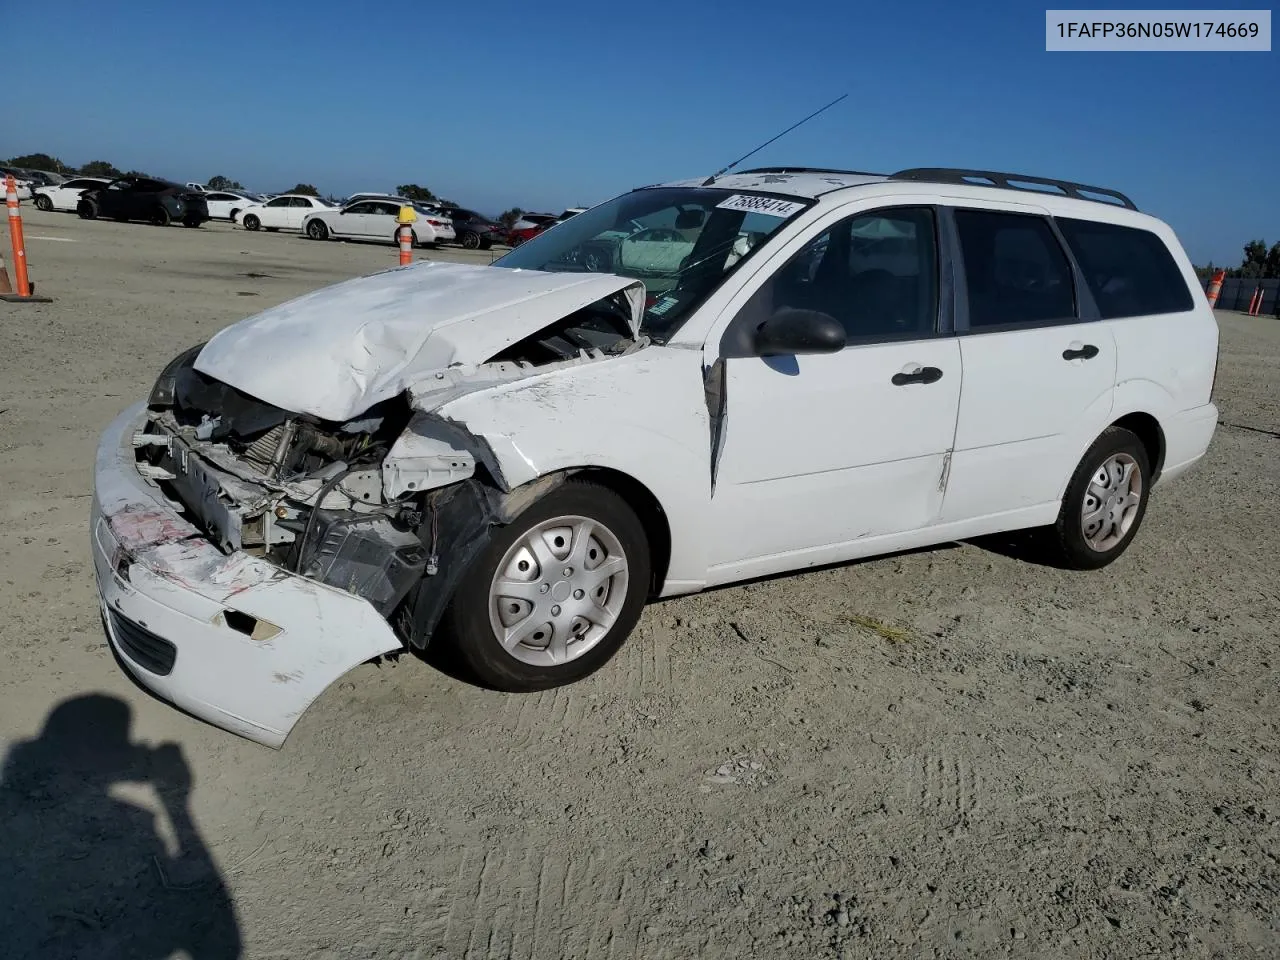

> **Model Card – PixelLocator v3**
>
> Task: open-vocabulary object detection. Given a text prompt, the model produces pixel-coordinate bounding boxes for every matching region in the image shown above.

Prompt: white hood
[194,261,645,421]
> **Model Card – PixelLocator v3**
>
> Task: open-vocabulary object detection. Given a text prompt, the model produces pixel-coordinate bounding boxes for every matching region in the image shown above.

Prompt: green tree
[79,160,122,178]
[395,183,435,203]
[122,170,155,180]
[1265,241,1280,279]
[8,153,72,173]
[207,175,244,191]
[497,207,525,229]
[288,183,319,196]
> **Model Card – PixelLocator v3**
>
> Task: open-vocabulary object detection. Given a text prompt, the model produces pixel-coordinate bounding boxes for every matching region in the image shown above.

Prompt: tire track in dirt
[429,844,652,959]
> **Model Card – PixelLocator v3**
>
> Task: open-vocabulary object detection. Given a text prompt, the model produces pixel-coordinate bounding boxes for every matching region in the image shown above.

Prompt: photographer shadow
[0,694,242,959]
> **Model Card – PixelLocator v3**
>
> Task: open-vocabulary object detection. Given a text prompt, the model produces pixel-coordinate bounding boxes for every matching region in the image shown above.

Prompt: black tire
[437,480,651,692]
[34,194,53,212]
[479,238,492,250]
[229,208,240,221]
[307,219,329,241]
[183,217,202,228]
[242,214,260,231]
[1043,426,1151,570]
[152,206,171,227]
[265,227,279,232]
[77,199,98,220]
[460,230,480,250]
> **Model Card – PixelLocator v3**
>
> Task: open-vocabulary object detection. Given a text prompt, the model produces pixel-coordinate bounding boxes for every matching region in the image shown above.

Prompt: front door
[706,205,962,581]
[937,207,1117,523]
[258,197,293,228]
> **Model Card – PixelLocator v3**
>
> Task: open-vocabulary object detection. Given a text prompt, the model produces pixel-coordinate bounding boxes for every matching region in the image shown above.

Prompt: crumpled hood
[194,260,644,422]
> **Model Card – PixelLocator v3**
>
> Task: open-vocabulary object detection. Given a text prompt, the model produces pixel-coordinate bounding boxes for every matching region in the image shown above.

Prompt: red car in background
[506,212,559,246]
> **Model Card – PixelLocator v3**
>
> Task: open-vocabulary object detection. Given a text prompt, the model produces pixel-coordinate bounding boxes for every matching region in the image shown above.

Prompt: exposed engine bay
[133,290,640,636]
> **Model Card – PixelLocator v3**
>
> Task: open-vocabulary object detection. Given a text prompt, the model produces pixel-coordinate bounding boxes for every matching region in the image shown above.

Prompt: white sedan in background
[32,177,110,212]
[302,198,456,247]
[235,194,333,232]
[203,190,264,221]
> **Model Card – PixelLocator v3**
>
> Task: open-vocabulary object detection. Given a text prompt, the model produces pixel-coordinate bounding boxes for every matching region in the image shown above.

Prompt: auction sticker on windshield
[716,195,807,218]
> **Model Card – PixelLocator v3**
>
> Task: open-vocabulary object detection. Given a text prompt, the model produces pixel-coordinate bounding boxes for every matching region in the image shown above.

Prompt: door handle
[891,366,944,386]
[1062,344,1100,361]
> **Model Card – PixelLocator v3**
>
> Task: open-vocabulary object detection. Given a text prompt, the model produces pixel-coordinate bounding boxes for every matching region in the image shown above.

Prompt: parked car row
[20,171,586,255]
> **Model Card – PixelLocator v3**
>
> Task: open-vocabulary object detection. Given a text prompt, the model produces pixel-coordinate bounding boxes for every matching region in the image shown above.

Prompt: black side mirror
[753,308,846,356]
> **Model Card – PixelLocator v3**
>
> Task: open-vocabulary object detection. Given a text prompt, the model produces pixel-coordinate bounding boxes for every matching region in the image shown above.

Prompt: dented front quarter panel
[92,403,402,748]
[413,346,715,595]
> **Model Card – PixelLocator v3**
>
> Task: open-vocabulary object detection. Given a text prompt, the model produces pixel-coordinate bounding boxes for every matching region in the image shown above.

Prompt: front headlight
[149,342,207,407]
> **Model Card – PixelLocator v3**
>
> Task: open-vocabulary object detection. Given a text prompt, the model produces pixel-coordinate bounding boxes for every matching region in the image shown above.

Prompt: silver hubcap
[488,515,628,667]
[1081,453,1142,552]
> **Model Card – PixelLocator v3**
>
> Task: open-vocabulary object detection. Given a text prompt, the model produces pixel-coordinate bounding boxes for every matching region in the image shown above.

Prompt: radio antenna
[702,93,848,186]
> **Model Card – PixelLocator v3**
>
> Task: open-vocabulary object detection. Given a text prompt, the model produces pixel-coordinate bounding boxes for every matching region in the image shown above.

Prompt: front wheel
[151,206,171,227]
[460,230,480,250]
[34,194,53,212]
[307,219,329,241]
[182,217,203,228]
[437,480,650,691]
[242,214,260,231]
[1044,426,1151,570]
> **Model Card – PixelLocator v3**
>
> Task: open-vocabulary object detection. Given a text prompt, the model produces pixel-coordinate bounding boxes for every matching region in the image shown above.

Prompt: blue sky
[7,0,1276,264]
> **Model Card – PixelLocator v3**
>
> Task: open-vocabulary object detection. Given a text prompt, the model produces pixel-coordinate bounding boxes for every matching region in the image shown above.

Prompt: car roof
[650,165,1162,228]
[655,169,888,199]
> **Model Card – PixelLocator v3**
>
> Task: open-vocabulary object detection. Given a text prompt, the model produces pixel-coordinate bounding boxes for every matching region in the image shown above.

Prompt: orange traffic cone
[1205,268,1225,308]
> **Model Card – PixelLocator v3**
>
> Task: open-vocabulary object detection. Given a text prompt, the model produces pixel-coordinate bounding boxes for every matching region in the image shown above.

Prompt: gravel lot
[1,208,1277,960]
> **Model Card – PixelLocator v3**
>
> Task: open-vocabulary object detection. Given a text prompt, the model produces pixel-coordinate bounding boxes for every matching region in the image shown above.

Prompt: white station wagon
[91,165,1220,747]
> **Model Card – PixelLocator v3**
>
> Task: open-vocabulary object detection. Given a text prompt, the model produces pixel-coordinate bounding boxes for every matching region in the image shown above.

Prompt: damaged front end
[93,268,647,746]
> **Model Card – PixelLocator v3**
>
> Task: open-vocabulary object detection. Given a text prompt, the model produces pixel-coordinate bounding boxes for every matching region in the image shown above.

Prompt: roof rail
[737,166,886,177]
[890,167,1137,211]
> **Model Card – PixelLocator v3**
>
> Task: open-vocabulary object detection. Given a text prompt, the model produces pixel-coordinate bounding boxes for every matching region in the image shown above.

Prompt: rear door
[938,204,1117,523]
[287,197,318,229]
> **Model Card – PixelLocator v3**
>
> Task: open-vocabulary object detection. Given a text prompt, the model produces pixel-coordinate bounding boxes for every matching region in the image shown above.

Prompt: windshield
[492,187,812,340]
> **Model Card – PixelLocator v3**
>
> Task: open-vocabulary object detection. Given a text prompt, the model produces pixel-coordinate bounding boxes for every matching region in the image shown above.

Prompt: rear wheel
[460,230,480,250]
[229,208,241,221]
[77,199,98,220]
[307,219,329,241]
[151,206,171,227]
[34,194,53,212]
[1043,426,1151,570]
[182,217,202,228]
[437,480,650,692]
[242,214,260,231]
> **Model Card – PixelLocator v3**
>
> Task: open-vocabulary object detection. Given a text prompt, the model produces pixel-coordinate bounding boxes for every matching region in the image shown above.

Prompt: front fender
[431,347,713,592]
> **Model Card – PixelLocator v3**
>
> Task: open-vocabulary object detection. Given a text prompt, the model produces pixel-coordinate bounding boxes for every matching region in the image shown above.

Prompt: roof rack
[737,166,886,177]
[890,168,1137,211]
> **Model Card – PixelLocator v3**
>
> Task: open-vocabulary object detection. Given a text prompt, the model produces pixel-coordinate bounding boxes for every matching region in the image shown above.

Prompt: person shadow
[0,694,242,959]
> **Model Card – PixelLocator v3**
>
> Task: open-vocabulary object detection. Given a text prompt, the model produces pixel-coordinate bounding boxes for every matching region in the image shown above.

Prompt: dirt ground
[0,208,1276,960]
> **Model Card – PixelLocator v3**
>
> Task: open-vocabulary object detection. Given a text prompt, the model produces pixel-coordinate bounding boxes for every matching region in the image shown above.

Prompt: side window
[266,197,291,207]
[727,206,939,356]
[954,210,1076,329]
[1056,218,1193,318]
[290,197,314,208]
[345,202,372,214]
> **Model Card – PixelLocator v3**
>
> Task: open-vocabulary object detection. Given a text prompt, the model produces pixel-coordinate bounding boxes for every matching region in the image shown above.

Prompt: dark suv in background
[439,207,502,250]
[77,177,210,228]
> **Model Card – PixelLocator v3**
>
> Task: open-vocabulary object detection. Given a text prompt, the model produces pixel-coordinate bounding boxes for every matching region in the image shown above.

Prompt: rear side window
[954,210,1077,329]
[1056,218,1194,318]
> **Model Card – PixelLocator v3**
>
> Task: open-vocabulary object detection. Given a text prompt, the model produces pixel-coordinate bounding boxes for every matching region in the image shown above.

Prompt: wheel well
[570,467,671,597]
[1111,412,1165,481]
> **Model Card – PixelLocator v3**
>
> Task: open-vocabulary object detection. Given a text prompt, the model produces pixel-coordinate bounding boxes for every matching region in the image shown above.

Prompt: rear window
[1056,218,1194,319]
[954,210,1077,328]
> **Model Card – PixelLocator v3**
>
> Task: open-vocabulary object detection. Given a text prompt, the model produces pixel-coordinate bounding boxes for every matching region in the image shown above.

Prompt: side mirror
[753,308,846,356]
